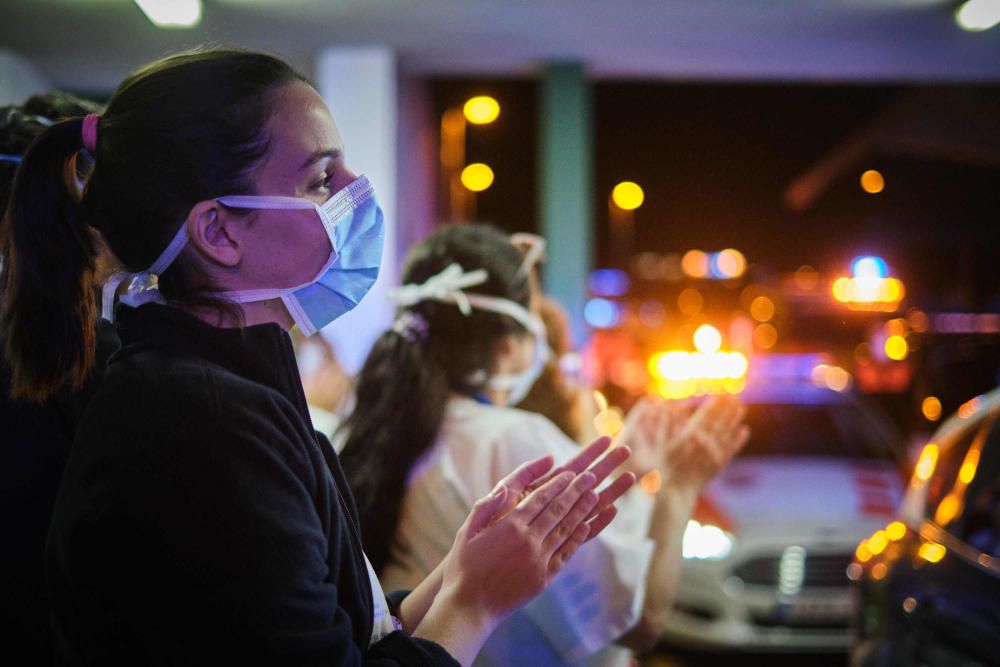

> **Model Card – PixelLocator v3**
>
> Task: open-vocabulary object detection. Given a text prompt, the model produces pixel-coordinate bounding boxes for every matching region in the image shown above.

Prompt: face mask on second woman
[102,175,385,335]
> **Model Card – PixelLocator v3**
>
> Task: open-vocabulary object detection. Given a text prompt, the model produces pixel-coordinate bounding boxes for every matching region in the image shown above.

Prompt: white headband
[388,262,541,335]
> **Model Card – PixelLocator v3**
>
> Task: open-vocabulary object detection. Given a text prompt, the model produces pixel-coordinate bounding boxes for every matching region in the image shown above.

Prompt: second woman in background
[341,224,749,667]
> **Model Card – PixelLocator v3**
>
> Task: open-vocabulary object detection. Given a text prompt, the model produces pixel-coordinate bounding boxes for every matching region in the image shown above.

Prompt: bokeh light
[611,181,644,210]
[921,396,942,422]
[860,169,885,194]
[681,250,710,278]
[460,163,494,192]
[462,95,500,124]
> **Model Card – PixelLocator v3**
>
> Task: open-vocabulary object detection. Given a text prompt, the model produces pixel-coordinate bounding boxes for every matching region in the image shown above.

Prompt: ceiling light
[956,0,1000,32]
[134,0,202,29]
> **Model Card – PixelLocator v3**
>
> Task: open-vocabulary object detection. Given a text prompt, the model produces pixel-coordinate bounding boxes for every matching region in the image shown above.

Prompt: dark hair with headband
[1,49,306,402]
[339,223,532,573]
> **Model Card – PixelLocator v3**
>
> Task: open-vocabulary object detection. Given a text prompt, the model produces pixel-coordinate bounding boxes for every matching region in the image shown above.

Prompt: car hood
[703,457,904,541]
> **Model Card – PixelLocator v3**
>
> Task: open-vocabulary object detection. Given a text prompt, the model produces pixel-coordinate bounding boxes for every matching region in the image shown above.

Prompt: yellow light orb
[885,335,909,361]
[915,443,939,482]
[918,541,946,564]
[860,169,885,194]
[693,324,722,354]
[921,396,942,422]
[750,296,775,323]
[883,278,905,303]
[611,181,644,211]
[460,163,494,192]
[868,531,889,556]
[681,250,710,278]
[715,249,747,279]
[462,96,500,125]
[886,521,907,541]
[753,323,778,350]
[832,277,853,303]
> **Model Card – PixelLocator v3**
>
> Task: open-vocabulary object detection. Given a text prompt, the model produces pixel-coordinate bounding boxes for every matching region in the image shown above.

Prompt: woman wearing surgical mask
[340,224,750,667]
[0,49,633,666]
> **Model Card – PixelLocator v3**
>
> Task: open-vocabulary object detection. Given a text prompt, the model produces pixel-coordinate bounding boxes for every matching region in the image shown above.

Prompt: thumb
[465,483,509,536]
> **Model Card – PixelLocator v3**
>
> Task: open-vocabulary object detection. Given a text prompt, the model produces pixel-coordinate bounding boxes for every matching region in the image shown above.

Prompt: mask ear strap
[511,233,546,279]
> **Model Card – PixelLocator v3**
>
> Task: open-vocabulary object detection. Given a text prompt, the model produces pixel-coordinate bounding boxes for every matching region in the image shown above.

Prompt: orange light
[640,469,662,494]
[677,288,703,316]
[915,443,939,482]
[934,493,962,525]
[750,296,775,323]
[922,397,942,422]
[753,323,778,350]
[871,562,889,580]
[794,265,819,291]
[856,541,873,563]
[681,250,710,279]
[958,397,982,419]
[860,169,885,194]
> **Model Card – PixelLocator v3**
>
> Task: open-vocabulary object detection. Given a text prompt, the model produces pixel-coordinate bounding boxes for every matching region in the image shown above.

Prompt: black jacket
[0,317,119,663]
[47,304,457,666]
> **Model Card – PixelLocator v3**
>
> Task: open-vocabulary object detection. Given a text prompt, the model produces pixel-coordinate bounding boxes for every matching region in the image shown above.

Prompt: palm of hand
[660,395,749,489]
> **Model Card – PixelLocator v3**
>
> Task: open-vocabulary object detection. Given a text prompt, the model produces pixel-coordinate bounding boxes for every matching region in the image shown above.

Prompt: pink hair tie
[81,113,100,153]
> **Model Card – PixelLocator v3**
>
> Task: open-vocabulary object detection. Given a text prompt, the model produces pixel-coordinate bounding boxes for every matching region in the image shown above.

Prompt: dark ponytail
[1,119,99,402]
[339,224,531,573]
[1,48,306,403]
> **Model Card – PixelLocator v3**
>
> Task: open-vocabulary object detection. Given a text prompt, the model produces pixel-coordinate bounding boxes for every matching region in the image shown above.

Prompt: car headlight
[682,519,735,560]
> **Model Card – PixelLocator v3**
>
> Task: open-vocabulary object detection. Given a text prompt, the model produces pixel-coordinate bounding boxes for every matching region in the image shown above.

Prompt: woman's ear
[184,200,242,268]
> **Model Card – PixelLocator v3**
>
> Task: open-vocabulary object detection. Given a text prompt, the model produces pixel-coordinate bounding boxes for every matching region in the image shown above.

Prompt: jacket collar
[112,303,310,421]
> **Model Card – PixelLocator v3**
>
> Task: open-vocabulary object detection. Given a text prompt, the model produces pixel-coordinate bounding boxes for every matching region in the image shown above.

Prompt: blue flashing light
[851,256,888,280]
[584,298,622,329]
[708,252,725,279]
[747,353,826,383]
[588,269,629,297]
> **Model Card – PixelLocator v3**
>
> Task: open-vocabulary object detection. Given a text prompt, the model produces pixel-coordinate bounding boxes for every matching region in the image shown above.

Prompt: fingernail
[580,472,597,489]
[491,484,506,500]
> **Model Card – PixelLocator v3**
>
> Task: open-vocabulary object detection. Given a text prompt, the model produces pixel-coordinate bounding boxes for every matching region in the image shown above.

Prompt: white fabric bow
[388,263,488,315]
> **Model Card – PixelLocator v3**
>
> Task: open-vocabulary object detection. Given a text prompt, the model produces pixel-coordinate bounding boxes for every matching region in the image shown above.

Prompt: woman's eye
[313,173,333,190]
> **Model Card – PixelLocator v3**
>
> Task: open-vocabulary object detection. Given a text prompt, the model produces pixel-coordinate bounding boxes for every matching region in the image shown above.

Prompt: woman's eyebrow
[299,148,342,170]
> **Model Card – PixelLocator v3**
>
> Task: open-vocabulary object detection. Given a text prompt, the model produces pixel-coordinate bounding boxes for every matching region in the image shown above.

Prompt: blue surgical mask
[102,175,384,336]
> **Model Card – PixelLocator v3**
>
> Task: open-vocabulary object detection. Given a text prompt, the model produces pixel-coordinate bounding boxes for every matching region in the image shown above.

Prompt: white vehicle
[661,361,904,651]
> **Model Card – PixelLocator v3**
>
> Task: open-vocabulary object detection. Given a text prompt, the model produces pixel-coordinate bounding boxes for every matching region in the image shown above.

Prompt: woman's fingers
[510,470,576,523]
[586,445,631,485]
[523,436,612,492]
[588,472,635,521]
[584,505,619,543]
[499,455,555,498]
[465,484,509,536]
[555,436,613,477]
[547,521,591,577]
[520,471,597,530]
[540,486,599,553]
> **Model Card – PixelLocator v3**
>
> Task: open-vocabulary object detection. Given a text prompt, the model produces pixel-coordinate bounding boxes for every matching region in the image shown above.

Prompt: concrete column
[538,63,593,346]
[313,47,398,373]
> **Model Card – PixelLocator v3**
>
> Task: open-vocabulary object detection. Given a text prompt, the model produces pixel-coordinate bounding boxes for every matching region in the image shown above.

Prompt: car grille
[733,552,852,589]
